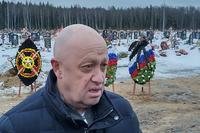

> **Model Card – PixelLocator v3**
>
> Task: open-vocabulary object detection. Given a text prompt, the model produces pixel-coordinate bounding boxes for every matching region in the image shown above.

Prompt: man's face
[58,44,108,110]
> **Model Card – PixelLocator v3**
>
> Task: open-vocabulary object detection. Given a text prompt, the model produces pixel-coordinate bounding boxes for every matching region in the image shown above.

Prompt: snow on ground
[116,42,200,80]
[0,31,200,87]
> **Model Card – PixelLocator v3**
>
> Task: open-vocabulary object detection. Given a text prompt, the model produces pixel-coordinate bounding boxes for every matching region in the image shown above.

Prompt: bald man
[0,24,141,133]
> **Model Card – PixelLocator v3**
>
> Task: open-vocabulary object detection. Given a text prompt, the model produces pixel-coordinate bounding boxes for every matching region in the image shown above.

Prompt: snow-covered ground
[116,39,200,80]
[0,31,200,84]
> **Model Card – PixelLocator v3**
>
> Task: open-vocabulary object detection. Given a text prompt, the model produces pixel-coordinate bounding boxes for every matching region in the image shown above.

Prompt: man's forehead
[79,52,108,64]
[77,45,107,54]
[79,43,107,50]
[63,40,105,52]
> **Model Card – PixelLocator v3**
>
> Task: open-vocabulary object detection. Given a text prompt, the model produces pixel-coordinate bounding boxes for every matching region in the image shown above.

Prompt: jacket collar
[43,70,83,124]
[43,70,122,129]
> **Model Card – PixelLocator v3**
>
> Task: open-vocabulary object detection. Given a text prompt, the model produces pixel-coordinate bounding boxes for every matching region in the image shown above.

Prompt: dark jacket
[0,70,141,133]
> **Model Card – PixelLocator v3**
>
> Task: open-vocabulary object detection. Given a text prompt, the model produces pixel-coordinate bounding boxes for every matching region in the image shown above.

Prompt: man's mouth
[89,89,101,93]
[88,88,102,97]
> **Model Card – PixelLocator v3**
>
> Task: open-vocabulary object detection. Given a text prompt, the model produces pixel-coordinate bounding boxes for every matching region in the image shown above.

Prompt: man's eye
[83,64,92,68]
[101,63,107,71]
[103,63,108,67]
[81,64,93,72]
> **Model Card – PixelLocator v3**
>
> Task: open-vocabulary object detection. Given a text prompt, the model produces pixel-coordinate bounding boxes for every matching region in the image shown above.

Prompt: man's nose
[91,68,104,84]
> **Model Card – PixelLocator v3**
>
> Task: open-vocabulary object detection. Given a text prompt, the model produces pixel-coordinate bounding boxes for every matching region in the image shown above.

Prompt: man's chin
[87,97,101,106]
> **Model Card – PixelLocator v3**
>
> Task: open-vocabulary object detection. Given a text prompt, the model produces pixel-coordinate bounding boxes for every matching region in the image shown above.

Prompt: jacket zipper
[85,108,114,131]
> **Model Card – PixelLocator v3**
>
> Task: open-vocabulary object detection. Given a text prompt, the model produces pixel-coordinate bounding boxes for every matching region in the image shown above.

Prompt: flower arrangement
[105,52,118,87]
[129,49,156,85]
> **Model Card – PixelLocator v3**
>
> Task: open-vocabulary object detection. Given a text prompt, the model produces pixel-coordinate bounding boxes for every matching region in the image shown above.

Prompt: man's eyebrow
[80,57,107,64]
[80,57,96,64]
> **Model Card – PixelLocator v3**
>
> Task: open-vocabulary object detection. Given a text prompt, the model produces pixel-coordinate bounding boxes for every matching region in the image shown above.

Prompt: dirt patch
[0,75,20,88]
[107,76,200,133]
[0,75,200,133]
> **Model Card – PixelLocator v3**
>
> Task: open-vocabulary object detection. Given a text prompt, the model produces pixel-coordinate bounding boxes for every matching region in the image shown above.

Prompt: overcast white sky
[1,0,200,8]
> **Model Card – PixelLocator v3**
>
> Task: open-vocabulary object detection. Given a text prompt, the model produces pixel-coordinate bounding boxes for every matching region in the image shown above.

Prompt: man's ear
[51,58,62,79]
